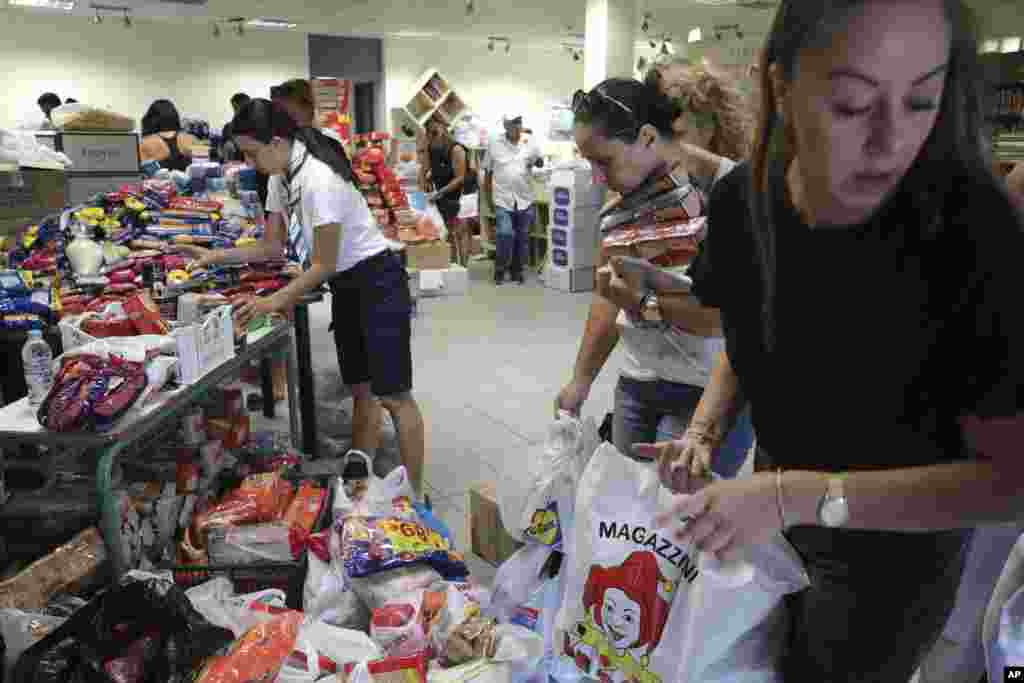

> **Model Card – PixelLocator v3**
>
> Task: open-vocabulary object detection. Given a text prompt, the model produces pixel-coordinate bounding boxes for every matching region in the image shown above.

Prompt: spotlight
[465,0,474,15]
[715,32,722,41]
[573,50,581,62]
[505,41,510,54]
[641,13,651,33]
[660,42,670,56]
[122,9,131,27]
[488,39,494,51]
[212,22,221,37]
[235,21,244,36]
[91,9,102,24]
[736,29,744,39]
[649,40,656,48]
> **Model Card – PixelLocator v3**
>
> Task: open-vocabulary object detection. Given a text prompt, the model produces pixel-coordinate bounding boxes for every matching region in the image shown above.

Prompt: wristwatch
[639,291,662,323]
[817,476,850,528]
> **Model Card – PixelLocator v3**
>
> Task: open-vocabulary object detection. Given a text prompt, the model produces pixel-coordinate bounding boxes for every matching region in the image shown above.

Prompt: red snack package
[282,481,326,534]
[192,611,301,683]
[81,317,137,338]
[104,283,139,296]
[123,292,169,335]
[365,651,429,683]
[193,471,294,540]
[170,197,223,213]
[108,270,136,285]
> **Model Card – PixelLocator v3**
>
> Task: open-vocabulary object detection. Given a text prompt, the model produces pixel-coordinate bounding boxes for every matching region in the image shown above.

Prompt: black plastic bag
[599,412,614,444]
[12,575,234,683]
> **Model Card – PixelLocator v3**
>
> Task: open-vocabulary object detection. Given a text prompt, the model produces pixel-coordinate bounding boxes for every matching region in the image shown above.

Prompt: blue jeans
[494,205,534,278]
[613,375,754,478]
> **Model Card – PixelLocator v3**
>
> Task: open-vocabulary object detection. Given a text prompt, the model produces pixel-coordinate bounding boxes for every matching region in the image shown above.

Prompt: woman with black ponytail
[189,99,427,495]
[555,77,754,480]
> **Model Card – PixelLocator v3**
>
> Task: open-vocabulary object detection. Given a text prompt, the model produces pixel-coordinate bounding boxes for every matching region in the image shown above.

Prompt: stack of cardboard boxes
[543,168,605,293]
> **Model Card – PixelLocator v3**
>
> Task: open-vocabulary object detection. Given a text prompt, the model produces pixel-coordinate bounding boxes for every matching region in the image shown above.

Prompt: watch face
[821,497,850,527]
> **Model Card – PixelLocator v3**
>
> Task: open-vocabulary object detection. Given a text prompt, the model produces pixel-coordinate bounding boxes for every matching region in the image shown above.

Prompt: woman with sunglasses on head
[646,1,1024,680]
[186,99,428,496]
[555,76,755,479]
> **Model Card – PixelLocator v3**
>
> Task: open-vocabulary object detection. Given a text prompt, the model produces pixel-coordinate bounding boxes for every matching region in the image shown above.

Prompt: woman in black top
[140,100,197,172]
[647,1,1024,680]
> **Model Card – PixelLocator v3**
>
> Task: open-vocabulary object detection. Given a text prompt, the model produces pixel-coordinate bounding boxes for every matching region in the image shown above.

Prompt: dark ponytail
[573,78,683,143]
[231,99,354,183]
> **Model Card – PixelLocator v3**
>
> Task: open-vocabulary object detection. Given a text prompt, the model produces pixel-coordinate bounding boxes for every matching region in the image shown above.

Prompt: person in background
[271,80,343,143]
[485,115,544,285]
[186,99,428,495]
[220,92,252,162]
[139,99,198,172]
[648,1,1024,680]
[556,71,755,479]
[423,118,469,266]
[35,93,62,129]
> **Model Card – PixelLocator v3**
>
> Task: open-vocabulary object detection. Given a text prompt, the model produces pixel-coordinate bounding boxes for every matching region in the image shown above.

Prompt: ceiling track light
[488,39,494,51]
[235,22,244,36]
[212,22,221,37]
[641,12,652,33]
[465,0,474,15]
[122,8,131,27]
[91,8,102,23]
[505,41,510,54]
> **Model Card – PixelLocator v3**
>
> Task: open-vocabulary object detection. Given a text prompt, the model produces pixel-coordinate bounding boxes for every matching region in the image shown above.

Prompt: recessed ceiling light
[246,18,296,29]
[8,0,75,9]
[1002,36,1022,53]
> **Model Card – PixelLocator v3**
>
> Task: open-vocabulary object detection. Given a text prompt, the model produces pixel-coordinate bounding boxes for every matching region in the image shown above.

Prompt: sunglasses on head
[572,88,640,139]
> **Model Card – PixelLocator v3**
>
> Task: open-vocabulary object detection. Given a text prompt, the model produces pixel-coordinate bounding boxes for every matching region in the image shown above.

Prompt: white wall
[0,12,308,130]
[384,37,585,143]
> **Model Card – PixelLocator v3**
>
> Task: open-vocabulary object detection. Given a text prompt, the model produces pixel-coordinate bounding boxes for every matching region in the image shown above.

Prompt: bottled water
[22,329,53,406]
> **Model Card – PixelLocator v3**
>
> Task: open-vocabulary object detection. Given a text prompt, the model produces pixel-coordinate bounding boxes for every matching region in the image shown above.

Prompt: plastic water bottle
[22,329,53,406]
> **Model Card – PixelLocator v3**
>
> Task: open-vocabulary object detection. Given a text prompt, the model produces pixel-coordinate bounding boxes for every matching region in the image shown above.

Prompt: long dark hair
[573,78,682,144]
[231,99,353,183]
[750,0,1013,349]
[141,99,182,137]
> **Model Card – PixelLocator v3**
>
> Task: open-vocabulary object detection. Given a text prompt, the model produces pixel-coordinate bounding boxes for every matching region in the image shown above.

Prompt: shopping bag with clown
[557,443,808,683]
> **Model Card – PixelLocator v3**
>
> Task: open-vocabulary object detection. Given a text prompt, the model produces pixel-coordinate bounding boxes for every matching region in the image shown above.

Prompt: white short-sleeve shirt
[266,139,390,273]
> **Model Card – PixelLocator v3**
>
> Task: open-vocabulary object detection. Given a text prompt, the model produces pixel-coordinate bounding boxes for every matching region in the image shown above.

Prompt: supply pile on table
[0,179,304,431]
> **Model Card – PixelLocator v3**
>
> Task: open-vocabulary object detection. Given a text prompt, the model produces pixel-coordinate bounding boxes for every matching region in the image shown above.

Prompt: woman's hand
[635,430,715,494]
[597,266,643,312]
[178,244,218,271]
[233,295,282,330]
[654,473,780,563]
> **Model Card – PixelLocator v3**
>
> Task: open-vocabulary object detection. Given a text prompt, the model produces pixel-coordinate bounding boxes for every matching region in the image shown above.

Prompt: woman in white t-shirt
[189,99,427,494]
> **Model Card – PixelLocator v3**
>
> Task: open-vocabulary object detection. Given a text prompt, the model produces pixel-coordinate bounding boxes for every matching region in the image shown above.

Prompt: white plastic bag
[489,544,554,624]
[556,443,808,683]
[333,453,416,522]
[458,193,479,220]
[499,414,599,549]
[0,609,67,681]
[185,578,287,637]
[278,620,380,683]
[304,529,371,632]
[370,590,432,657]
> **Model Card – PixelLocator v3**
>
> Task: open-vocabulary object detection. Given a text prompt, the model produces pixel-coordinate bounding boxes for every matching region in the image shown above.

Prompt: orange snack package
[283,481,327,534]
[192,610,302,683]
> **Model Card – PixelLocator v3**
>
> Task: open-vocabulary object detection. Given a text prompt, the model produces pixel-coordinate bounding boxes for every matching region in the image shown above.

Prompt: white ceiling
[2,0,1022,46]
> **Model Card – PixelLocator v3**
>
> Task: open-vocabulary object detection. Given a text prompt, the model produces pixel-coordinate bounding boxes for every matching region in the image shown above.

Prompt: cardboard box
[0,167,68,236]
[549,225,601,268]
[57,132,140,174]
[550,169,606,209]
[468,483,522,566]
[544,264,596,293]
[404,240,451,271]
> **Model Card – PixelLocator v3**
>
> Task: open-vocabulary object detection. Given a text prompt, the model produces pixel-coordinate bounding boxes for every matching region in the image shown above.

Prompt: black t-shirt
[690,163,1024,472]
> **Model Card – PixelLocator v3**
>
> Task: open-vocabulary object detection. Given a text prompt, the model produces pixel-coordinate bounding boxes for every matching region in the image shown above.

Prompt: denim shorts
[613,375,754,477]
[328,250,412,397]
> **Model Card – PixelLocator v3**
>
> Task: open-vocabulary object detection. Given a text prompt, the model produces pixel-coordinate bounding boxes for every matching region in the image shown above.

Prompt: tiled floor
[299,259,625,584]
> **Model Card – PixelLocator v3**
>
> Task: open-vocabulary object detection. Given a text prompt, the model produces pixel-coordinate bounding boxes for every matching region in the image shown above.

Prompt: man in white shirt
[485,115,544,285]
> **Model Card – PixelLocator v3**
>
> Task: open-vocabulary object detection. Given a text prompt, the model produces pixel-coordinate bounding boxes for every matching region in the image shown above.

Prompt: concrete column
[584,0,638,89]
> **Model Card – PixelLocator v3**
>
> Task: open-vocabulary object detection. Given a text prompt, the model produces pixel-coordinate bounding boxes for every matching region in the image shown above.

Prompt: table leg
[293,304,318,458]
[260,358,276,419]
[285,329,301,452]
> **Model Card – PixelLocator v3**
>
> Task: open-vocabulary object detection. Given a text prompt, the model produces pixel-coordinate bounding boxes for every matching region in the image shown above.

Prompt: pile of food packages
[0,395,549,683]
[0,177,304,431]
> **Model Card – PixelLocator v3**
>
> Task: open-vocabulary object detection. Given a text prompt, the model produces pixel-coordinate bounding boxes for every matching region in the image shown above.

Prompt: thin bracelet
[776,468,788,531]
